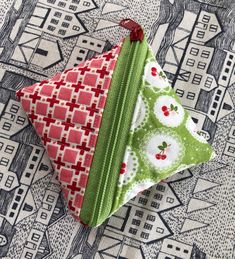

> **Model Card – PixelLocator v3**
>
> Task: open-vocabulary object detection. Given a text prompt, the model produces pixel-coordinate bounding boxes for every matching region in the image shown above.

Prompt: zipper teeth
[90,42,139,225]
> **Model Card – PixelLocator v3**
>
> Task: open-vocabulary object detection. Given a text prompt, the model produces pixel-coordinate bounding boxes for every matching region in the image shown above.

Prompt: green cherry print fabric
[113,45,215,212]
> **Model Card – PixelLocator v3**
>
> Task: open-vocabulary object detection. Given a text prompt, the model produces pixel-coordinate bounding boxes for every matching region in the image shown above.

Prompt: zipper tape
[80,36,148,227]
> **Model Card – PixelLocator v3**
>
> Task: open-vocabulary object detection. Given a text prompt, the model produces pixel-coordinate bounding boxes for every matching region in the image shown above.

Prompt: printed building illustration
[157,238,206,259]
[0,99,28,138]
[106,183,180,243]
[28,3,88,39]
[38,0,97,13]
[11,27,63,69]
[223,123,235,158]
[162,10,234,141]
[0,137,19,192]
[66,35,110,68]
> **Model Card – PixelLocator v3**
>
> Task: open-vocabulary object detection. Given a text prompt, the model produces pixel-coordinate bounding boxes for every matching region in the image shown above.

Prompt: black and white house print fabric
[0,0,234,258]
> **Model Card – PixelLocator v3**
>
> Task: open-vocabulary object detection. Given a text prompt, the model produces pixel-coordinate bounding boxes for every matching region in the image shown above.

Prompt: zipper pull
[119,19,144,42]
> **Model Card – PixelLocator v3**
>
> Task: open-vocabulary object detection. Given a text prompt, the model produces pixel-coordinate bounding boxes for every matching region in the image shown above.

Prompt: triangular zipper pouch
[16,20,215,227]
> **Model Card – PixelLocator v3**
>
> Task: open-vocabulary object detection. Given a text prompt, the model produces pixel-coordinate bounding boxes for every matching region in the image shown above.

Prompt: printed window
[25,252,33,259]
[62,22,69,28]
[202,14,210,23]
[166,197,174,203]
[146,214,156,222]
[32,156,38,162]
[0,173,3,182]
[213,102,218,108]
[142,190,150,197]
[54,11,62,18]
[225,68,229,73]
[128,227,137,235]
[3,122,11,131]
[5,145,14,154]
[83,1,91,6]
[201,50,210,58]
[43,203,52,211]
[31,233,40,242]
[232,129,235,136]
[190,47,199,56]
[135,210,143,218]
[72,25,80,31]
[47,25,56,32]
[5,175,14,188]
[210,110,215,115]
[13,202,19,208]
[167,244,173,248]
[0,157,9,167]
[132,219,141,226]
[228,146,235,153]
[25,172,31,178]
[0,142,3,150]
[151,201,159,209]
[50,18,59,25]
[79,49,85,54]
[187,92,196,100]
[144,223,153,230]
[54,207,60,214]
[72,0,80,3]
[205,77,213,88]
[184,249,189,254]
[156,227,164,234]
[222,75,227,81]
[227,60,232,66]
[209,24,218,32]
[10,104,19,113]
[40,212,47,220]
[217,89,222,95]
[138,197,147,205]
[197,61,206,70]
[186,58,195,67]
[175,89,184,97]
[156,184,165,192]
[140,232,149,240]
[58,1,66,7]
[176,247,180,251]
[46,194,55,203]
[229,54,234,60]
[65,15,72,21]
[192,117,198,124]
[58,29,66,36]
[47,0,56,3]
[154,193,163,200]
[16,116,26,125]
[69,5,77,11]
[196,30,205,39]
[192,74,202,85]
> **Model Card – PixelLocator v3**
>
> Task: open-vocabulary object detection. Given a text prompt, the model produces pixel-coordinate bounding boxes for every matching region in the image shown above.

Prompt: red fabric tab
[119,19,144,42]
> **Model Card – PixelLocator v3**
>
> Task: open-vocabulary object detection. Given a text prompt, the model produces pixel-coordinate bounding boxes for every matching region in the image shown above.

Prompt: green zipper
[80,36,148,227]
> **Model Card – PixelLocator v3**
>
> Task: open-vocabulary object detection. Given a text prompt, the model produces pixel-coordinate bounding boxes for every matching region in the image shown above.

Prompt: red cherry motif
[155,154,161,160]
[151,67,157,76]
[161,104,178,116]
[120,162,126,174]
[155,142,171,160]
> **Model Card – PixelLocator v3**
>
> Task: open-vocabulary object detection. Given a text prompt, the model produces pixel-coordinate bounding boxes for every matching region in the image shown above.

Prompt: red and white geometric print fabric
[16,43,122,220]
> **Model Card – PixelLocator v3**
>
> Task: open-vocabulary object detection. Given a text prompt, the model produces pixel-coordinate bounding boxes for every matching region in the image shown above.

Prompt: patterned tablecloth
[0,0,234,258]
